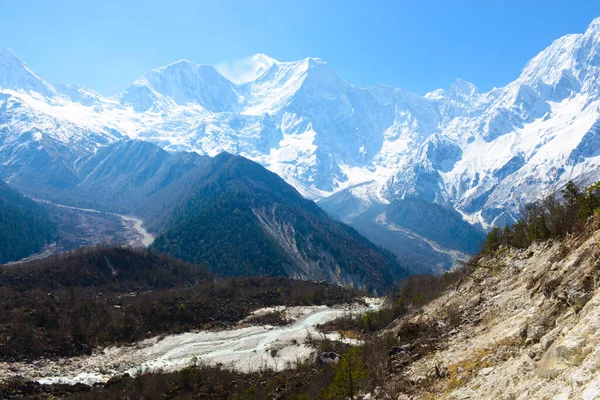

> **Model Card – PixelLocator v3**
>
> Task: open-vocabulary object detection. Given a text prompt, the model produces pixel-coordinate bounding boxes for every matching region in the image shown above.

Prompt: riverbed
[34,198,155,248]
[0,299,382,386]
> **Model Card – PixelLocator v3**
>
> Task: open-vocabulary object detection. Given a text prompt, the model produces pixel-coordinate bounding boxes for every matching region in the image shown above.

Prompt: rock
[538,337,589,378]
[527,343,543,361]
[479,367,494,376]
[539,330,558,351]
[317,352,340,367]
[582,384,600,400]
[557,338,590,364]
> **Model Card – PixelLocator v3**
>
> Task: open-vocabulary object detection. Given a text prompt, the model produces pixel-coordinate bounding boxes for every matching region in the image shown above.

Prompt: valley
[1,141,406,291]
[8,200,154,264]
[5,17,600,271]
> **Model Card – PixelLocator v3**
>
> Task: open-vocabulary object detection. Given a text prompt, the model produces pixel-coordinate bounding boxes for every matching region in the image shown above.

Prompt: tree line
[484,180,600,252]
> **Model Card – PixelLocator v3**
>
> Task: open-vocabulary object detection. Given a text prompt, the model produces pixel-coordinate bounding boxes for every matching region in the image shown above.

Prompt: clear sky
[1,0,600,97]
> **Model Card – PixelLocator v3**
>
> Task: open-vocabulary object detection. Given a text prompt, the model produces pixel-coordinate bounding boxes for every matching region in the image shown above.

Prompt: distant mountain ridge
[2,139,404,292]
[3,17,600,271]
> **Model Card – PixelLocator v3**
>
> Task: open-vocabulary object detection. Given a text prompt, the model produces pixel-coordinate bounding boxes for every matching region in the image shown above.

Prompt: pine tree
[562,180,583,231]
[327,347,368,400]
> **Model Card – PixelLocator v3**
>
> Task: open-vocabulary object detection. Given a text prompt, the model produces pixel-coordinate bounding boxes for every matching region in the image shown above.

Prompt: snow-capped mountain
[2,17,600,271]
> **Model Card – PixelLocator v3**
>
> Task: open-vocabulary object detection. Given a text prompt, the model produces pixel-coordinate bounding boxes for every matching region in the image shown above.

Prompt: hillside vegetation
[0,246,360,361]
[0,181,56,264]
[484,180,600,252]
[153,154,405,293]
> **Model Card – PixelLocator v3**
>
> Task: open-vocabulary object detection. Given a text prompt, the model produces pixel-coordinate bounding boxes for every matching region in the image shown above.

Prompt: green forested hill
[1,139,406,292]
[152,154,405,294]
[0,181,56,264]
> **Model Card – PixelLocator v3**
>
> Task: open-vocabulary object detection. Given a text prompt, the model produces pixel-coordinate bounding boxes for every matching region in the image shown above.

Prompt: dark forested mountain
[320,193,485,274]
[3,139,405,292]
[385,199,485,254]
[75,140,214,217]
[7,139,214,220]
[1,135,476,278]
[152,154,405,293]
[0,181,56,263]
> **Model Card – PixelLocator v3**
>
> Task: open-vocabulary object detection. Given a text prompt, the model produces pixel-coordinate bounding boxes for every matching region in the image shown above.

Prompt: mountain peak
[0,47,22,63]
[424,88,446,100]
[299,57,340,80]
[0,48,56,97]
[251,53,279,65]
[150,59,222,78]
[585,16,600,35]
[161,59,196,69]
[121,58,237,112]
[424,78,478,102]
[305,56,326,65]
[449,78,479,97]
[516,20,594,96]
[214,54,278,84]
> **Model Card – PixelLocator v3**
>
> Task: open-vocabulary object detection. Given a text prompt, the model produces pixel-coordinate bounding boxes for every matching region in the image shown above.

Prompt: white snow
[3,16,600,224]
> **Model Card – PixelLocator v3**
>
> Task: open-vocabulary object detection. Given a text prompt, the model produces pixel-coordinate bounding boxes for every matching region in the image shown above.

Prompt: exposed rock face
[380,219,600,399]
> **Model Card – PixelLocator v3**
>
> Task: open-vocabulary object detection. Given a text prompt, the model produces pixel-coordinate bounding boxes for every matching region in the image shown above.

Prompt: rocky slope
[380,218,600,399]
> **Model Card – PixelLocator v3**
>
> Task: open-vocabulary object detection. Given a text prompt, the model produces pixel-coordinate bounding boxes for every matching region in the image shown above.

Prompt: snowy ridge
[2,17,600,229]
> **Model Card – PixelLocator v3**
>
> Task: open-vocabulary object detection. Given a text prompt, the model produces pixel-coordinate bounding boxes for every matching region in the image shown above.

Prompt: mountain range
[2,17,600,271]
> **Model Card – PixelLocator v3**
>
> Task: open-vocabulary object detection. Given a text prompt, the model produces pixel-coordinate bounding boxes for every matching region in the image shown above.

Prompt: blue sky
[1,0,600,96]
